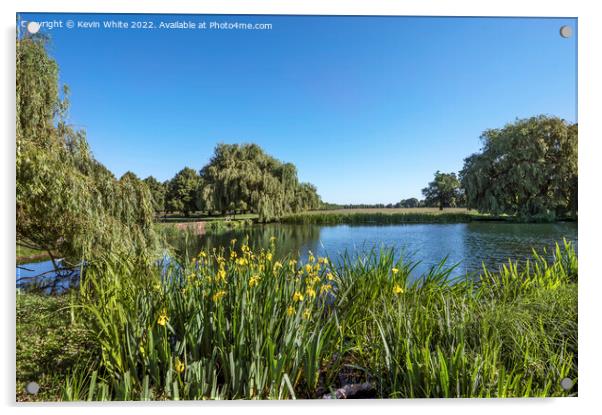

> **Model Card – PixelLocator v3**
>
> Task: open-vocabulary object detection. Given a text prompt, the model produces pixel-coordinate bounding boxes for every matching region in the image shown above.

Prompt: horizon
[17,13,577,204]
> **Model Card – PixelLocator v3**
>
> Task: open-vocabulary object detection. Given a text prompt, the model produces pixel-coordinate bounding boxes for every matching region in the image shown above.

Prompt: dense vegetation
[15,34,578,401]
[146,144,322,222]
[17,241,576,400]
[281,210,476,225]
[16,36,158,268]
[422,171,465,210]
[461,116,578,220]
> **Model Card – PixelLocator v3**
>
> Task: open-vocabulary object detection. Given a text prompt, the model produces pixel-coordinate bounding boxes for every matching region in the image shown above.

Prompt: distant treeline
[321,197,441,210]
[324,115,578,222]
[140,143,322,222]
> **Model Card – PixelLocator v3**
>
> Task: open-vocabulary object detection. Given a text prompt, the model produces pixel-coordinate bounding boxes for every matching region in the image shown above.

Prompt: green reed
[280,212,477,225]
[52,240,577,400]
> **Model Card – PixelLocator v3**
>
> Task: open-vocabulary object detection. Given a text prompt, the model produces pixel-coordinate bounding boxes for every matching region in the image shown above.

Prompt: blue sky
[18,13,577,204]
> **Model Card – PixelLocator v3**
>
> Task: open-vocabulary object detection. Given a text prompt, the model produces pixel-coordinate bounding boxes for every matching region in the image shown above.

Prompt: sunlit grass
[18,240,577,400]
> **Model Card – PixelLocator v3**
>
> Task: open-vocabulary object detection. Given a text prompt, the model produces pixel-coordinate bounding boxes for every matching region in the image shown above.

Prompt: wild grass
[280,211,479,225]
[19,241,577,400]
[16,292,98,401]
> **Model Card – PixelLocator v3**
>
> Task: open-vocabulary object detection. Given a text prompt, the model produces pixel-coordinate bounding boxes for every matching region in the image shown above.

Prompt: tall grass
[280,212,477,225]
[60,240,577,400]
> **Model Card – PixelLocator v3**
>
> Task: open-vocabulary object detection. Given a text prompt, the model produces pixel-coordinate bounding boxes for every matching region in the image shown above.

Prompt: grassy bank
[159,213,258,223]
[16,292,98,401]
[281,208,481,225]
[280,208,577,225]
[16,243,52,264]
[16,240,577,400]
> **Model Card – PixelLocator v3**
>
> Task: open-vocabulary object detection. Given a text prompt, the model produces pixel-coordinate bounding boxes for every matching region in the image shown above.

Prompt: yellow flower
[293,291,304,302]
[303,309,312,320]
[392,268,399,275]
[266,252,273,262]
[217,268,227,282]
[157,311,169,326]
[198,251,207,258]
[318,257,328,265]
[288,259,297,269]
[320,284,333,294]
[270,236,277,242]
[306,287,316,299]
[212,290,227,302]
[308,253,315,263]
[230,250,238,259]
[393,284,404,295]
[175,357,185,374]
[230,238,237,245]
[249,275,261,288]
[273,261,283,271]
[139,345,145,356]
[326,273,335,281]
[304,264,313,273]
[287,306,295,316]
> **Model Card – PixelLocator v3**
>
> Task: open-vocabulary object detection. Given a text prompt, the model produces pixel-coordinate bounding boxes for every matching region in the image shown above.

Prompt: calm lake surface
[17,222,578,289]
[180,222,578,279]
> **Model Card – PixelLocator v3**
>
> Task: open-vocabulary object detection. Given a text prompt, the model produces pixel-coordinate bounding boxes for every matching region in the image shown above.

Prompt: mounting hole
[560,377,574,391]
[559,25,572,38]
[25,381,40,395]
[26,21,40,34]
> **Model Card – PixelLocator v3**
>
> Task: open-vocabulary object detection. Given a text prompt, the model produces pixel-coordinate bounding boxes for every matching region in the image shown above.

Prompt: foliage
[143,176,167,215]
[41,242,577,400]
[460,116,578,220]
[422,171,464,210]
[165,168,200,217]
[16,292,98,402]
[398,198,421,208]
[196,143,321,222]
[16,36,158,267]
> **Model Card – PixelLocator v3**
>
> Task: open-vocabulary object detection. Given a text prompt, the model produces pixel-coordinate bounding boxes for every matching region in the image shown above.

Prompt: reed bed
[27,241,576,400]
[280,212,478,225]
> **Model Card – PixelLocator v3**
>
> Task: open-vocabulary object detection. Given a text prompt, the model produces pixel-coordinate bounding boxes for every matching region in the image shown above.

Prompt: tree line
[138,143,322,222]
[323,115,578,221]
[418,115,577,220]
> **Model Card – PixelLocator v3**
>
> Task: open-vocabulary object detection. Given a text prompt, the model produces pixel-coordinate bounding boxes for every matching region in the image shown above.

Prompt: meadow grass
[30,239,578,400]
[280,209,480,225]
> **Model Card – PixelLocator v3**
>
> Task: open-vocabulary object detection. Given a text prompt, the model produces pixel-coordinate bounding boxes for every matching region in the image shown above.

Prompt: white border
[2,1,600,415]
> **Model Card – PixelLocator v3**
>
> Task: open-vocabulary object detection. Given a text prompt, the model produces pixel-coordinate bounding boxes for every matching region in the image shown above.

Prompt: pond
[17,222,578,290]
[175,222,578,279]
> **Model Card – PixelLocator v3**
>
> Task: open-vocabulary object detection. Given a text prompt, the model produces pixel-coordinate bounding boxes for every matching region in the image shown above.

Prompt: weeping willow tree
[16,35,158,269]
[460,116,578,220]
[196,143,321,222]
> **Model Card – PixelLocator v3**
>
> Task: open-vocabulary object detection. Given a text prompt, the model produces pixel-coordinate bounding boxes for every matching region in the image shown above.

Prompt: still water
[178,222,578,279]
[17,222,578,290]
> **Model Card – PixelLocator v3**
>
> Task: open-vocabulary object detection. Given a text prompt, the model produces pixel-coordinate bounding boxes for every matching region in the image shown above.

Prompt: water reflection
[182,222,578,279]
[17,222,578,289]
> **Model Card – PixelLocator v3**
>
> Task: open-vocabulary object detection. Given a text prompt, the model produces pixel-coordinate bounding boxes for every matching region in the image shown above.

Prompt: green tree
[143,176,166,215]
[16,35,157,268]
[399,198,420,208]
[422,171,462,210]
[460,115,577,219]
[199,143,321,222]
[166,167,200,216]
